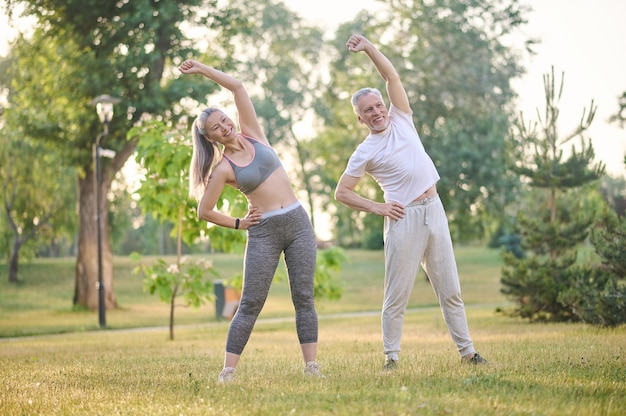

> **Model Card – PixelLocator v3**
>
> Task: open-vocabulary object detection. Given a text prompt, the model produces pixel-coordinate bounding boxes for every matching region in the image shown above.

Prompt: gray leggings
[225,203,318,355]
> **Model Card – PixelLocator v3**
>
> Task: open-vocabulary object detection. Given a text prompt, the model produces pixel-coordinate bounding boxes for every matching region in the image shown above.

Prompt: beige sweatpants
[382,195,475,359]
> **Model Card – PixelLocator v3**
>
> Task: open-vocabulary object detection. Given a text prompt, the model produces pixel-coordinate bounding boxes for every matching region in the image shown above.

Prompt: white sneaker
[217,367,235,383]
[304,361,325,378]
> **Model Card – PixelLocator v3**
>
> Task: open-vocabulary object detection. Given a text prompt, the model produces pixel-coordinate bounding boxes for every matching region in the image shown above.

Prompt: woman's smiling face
[204,110,237,143]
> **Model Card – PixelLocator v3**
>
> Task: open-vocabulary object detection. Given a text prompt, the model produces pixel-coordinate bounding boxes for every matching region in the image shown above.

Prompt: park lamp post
[90,94,120,328]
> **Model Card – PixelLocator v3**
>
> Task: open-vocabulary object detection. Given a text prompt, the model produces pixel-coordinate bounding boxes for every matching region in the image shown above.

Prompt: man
[334,34,487,369]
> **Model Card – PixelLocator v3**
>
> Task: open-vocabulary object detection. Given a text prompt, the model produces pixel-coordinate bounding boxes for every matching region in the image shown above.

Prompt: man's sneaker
[383,358,398,370]
[217,367,236,383]
[462,352,488,365]
[304,361,325,378]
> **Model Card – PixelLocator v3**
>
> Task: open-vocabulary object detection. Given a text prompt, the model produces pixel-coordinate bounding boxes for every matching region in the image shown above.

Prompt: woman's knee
[292,290,315,310]
[237,297,264,317]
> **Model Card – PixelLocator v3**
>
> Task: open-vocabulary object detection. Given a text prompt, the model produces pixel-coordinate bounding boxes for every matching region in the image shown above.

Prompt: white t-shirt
[343,105,440,206]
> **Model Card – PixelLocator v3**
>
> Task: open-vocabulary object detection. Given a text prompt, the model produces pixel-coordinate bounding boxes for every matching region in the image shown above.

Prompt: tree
[0,134,76,282]
[318,0,532,245]
[501,68,606,322]
[130,121,219,340]
[567,102,626,326]
[555,203,626,327]
[3,0,245,312]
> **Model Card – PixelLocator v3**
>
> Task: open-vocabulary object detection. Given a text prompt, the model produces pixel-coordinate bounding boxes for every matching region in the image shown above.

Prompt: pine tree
[557,207,626,327]
[501,67,605,322]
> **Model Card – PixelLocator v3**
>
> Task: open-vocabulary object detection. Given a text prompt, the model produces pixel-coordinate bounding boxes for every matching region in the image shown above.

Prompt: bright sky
[1,0,625,176]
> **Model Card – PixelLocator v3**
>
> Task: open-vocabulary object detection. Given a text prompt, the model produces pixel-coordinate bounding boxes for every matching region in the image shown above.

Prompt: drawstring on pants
[407,195,437,225]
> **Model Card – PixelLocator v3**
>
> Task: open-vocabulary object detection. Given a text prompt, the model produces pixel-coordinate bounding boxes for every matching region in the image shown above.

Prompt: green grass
[0,247,504,337]
[1,247,625,415]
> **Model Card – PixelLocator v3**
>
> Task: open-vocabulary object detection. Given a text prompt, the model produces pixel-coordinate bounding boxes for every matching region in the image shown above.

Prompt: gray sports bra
[224,135,282,195]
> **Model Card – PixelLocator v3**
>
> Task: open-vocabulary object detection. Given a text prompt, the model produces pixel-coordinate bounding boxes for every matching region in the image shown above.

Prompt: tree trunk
[169,289,176,341]
[8,239,22,283]
[74,169,117,311]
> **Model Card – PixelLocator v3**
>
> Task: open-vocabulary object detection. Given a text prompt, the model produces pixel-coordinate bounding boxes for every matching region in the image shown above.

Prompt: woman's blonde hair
[189,108,223,200]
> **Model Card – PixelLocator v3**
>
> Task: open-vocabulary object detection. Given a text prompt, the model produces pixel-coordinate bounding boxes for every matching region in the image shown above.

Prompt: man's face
[356,93,390,133]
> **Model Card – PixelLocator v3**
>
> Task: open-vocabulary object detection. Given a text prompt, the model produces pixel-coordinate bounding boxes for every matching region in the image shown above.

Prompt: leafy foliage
[139,257,217,308]
[0,128,76,282]
[132,254,218,340]
[312,247,348,301]
[1,0,246,308]
[130,120,215,247]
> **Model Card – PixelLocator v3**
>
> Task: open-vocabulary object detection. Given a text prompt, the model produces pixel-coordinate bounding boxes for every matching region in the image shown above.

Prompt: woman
[178,60,322,382]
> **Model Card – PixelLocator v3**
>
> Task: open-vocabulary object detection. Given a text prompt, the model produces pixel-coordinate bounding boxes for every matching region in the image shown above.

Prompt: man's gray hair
[351,87,383,113]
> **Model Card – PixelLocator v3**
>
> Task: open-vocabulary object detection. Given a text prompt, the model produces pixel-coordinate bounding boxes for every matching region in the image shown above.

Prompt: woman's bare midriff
[246,168,298,213]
